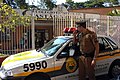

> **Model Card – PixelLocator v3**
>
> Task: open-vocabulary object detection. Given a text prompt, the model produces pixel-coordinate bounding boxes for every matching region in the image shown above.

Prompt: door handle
[56,59,60,61]
[109,53,114,56]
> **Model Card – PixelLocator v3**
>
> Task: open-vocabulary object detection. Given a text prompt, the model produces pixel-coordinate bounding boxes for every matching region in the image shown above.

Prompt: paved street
[0,75,117,80]
[96,75,112,80]
[96,75,120,80]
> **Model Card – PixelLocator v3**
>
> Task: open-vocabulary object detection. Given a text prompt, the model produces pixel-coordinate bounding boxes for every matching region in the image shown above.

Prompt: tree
[84,0,105,8]
[0,3,30,32]
[65,0,75,9]
[84,1,94,8]
[36,0,56,10]
[44,0,56,10]
[2,0,18,8]
[89,0,119,5]
[2,0,29,9]
[4,0,56,10]
[110,0,119,5]
[68,0,119,9]
[107,9,120,16]
[14,0,29,9]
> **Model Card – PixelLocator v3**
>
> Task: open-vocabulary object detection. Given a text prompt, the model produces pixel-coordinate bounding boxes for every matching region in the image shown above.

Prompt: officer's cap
[75,21,86,28]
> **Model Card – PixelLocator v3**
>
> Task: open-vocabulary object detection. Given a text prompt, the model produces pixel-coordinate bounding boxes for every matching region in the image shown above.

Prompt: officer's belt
[81,51,94,58]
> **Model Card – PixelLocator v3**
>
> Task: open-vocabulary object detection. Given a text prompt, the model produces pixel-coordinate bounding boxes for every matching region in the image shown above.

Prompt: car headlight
[5,70,13,76]
[0,67,13,79]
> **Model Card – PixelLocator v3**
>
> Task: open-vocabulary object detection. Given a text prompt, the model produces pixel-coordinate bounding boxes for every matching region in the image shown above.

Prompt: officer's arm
[94,41,99,59]
[92,34,99,59]
[73,31,78,45]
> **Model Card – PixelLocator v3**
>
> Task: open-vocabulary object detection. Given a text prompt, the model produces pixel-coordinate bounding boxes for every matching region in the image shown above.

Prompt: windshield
[41,38,69,56]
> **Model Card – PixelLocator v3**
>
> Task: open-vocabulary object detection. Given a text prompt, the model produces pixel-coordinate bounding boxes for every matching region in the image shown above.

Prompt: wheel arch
[24,72,51,80]
[109,59,120,68]
[108,59,120,78]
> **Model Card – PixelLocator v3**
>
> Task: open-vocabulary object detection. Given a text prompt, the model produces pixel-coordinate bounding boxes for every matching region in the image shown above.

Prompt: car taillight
[63,27,77,33]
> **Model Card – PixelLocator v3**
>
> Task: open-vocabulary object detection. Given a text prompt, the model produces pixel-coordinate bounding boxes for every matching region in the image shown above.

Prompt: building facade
[0,5,120,54]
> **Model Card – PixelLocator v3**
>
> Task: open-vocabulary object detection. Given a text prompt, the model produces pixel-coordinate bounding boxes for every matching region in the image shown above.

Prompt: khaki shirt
[80,29,98,54]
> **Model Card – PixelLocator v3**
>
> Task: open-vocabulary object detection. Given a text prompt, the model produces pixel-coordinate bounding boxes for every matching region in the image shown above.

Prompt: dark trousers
[79,56,96,80]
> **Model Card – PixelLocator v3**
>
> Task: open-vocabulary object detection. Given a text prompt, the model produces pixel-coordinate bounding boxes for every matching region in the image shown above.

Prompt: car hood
[1,50,46,69]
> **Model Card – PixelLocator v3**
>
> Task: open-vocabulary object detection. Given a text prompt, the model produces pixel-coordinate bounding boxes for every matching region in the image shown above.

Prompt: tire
[24,72,51,80]
[108,60,120,79]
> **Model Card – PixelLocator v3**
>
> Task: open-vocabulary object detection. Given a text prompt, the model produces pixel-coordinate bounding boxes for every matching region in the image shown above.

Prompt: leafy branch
[0,3,31,32]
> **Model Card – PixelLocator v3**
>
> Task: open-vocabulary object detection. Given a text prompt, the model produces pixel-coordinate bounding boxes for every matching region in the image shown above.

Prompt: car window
[41,38,68,56]
[98,37,105,52]
[57,41,73,58]
[57,40,82,59]
[98,37,112,52]
[61,41,73,53]
[105,37,118,50]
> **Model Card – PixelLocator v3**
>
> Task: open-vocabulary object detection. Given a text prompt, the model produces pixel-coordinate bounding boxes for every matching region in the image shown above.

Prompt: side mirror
[105,46,111,49]
[58,52,68,58]
[69,48,75,56]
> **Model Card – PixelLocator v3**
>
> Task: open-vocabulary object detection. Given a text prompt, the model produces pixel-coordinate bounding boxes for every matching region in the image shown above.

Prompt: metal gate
[0,9,120,55]
[33,9,84,36]
[52,11,84,36]
[85,15,120,47]
[0,18,32,54]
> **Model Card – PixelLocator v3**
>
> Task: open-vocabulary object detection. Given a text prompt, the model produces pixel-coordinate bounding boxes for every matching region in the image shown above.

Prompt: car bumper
[0,68,24,80]
[0,76,22,80]
[0,71,24,80]
[0,76,24,80]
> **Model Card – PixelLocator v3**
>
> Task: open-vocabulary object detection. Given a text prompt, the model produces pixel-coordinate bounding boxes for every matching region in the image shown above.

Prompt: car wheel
[24,72,51,80]
[108,60,120,79]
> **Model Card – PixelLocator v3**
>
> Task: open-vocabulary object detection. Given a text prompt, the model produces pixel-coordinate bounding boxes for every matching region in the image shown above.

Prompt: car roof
[56,35,116,42]
[56,36,73,39]
[56,35,108,39]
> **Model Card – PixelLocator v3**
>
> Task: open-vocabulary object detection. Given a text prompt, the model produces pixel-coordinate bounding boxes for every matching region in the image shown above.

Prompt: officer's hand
[73,30,78,37]
[91,59,96,67]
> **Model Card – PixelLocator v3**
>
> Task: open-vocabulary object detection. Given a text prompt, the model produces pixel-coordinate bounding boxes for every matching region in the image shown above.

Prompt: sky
[56,0,88,4]
[26,0,88,5]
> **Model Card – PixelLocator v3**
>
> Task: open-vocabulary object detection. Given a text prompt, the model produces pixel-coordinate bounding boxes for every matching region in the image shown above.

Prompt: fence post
[71,14,73,27]
[107,16,110,36]
[31,9,35,49]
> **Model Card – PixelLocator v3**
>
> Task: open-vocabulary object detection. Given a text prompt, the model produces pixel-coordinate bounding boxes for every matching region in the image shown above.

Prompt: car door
[95,37,114,76]
[54,41,79,80]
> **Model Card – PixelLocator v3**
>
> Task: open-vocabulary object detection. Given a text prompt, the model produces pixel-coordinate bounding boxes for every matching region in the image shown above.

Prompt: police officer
[73,21,99,80]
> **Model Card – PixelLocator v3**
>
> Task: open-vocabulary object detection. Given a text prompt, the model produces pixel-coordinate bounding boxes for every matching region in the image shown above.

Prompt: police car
[0,28,120,80]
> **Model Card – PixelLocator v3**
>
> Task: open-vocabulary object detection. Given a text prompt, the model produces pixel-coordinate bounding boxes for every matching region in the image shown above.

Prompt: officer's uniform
[78,29,98,80]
